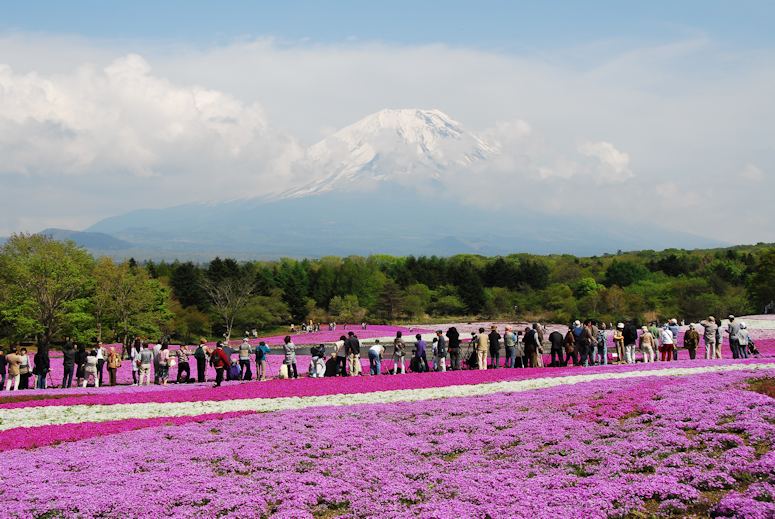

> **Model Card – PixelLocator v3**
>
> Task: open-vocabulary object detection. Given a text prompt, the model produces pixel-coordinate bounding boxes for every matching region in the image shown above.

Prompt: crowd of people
[0,315,761,391]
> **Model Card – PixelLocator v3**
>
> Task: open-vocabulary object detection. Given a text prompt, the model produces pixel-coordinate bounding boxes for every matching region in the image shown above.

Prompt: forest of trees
[1,233,774,347]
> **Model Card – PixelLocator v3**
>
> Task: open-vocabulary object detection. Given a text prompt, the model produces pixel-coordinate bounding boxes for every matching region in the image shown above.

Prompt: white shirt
[369,344,384,356]
[660,329,674,345]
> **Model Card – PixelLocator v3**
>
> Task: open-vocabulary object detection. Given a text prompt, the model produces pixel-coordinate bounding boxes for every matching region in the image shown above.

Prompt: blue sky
[1,1,773,242]
[3,1,773,49]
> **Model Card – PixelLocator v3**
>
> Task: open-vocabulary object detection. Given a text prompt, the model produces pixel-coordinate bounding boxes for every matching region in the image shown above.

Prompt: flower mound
[1,369,773,518]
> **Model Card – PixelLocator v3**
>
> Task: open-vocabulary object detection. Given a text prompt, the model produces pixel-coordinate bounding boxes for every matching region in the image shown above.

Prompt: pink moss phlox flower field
[0,368,773,518]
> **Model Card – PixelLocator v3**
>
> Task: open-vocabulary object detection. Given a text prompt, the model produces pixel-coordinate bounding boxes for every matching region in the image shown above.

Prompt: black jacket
[446,328,460,349]
[623,324,638,345]
[548,331,564,351]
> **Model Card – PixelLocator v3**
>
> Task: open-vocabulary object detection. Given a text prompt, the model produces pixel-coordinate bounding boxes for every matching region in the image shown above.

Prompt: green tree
[403,283,432,318]
[749,248,775,311]
[376,279,404,320]
[0,234,94,353]
[604,260,649,287]
[329,294,367,323]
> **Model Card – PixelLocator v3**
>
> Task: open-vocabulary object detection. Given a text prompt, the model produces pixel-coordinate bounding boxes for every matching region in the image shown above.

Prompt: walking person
[368,340,384,375]
[446,327,461,370]
[474,328,488,370]
[701,316,719,359]
[639,326,656,363]
[283,336,298,379]
[238,338,253,380]
[488,326,501,369]
[434,330,447,372]
[5,348,22,391]
[106,346,121,386]
[683,324,700,360]
[255,341,270,381]
[392,331,406,374]
[210,342,231,387]
[194,339,208,383]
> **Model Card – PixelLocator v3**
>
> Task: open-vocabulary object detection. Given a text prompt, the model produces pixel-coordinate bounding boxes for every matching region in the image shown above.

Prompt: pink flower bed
[1,368,773,518]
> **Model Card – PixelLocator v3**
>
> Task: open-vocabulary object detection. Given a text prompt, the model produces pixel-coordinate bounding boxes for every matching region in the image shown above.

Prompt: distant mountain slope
[39,228,134,251]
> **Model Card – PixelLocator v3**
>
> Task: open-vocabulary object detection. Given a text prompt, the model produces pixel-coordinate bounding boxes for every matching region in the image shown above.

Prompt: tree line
[1,233,774,348]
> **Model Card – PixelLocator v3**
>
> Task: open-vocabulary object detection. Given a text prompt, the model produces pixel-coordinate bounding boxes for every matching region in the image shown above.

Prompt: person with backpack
[283,336,298,379]
[446,327,460,370]
[434,330,447,372]
[210,342,231,388]
[392,331,406,375]
[564,328,578,366]
[238,338,253,380]
[593,322,607,365]
[194,339,208,383]
[255,341,271,381]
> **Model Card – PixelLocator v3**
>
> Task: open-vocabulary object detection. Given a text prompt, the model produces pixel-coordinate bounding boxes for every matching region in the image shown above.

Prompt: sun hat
[728,315,735,320]
[574,320,581,326]
[740,322,747,329]
[616,323,624,329]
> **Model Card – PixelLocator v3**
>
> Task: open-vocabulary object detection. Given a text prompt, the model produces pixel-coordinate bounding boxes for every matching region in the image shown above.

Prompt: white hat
[729,315,735,320]
[574,320,581,326]
[617,323,624,329]
[740,322,747,329]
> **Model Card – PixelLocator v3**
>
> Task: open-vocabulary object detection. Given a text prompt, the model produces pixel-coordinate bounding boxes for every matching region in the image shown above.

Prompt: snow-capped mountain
[282,108,497,198]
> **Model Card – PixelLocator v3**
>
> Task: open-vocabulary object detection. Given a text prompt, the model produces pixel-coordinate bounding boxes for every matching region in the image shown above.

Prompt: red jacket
[211,348,230,369]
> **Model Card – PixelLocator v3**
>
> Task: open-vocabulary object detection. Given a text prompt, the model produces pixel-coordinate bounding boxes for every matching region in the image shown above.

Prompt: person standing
[0,349,6,390]
[95,342,106,386]
[392,331,406,375]
[548,329,564,367]
[414,334,428,373]
[488,326,501,369]
[310,343,326,378]
[33,348,50,389]
[129,339,142,385]
[435,330,447,372]
[18,348,31,390]
[613,323,625,364]
[683,324,700,360]
[726,315,742,359]
[60,341,75,388]
[639,326,657,363]
[335,335,348,376]
[157,344,170,385]
[176,345,192,383]
[476,327,488,370]
[564,328,577,366]
[347,333,362,377]
[668,319,681,361]
[106,347,121,386]
[194,339,208,383]
[700,316,719,359]
[446,327,460,371]
[255,341,270,381]
[737,322,750,359]
[368,340,384,375]
[5,348,22,391]
[623,322,639,364]
[283,336,298,379]
[534,323,546,367]
[659,325,674,362]
[83,350,99,388]
[593,323,607,366]
[210,342,230,387]
[137,343,154,386]
[238,338,253,381]
[504,327,518,368]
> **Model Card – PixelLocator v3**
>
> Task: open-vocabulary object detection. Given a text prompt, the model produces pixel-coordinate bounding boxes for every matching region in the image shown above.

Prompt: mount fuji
[82,108,723,260]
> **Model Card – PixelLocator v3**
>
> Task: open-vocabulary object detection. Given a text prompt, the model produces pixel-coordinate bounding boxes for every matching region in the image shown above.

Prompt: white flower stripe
[2,362,773,431]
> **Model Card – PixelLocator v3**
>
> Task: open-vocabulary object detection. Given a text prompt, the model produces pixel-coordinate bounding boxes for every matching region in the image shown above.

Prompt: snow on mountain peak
[283,108,497,198]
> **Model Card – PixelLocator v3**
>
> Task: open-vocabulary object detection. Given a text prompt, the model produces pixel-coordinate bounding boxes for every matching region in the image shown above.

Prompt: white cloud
[0,33,773,244]
[739,163,765,181]
[577,140,633,183]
